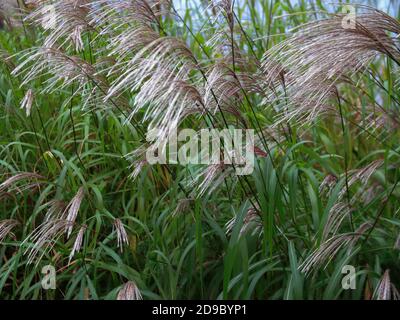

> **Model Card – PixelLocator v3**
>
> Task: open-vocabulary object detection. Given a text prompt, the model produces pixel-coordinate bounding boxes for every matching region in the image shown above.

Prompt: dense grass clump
[0,0,400,300]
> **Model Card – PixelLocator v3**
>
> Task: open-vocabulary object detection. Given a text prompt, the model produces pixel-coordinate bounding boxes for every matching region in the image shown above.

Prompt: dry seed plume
[25,0,92,51]
[319,174,338,195]
[90,2,206,142]
[13,47,100,101]
[117,281,142,300]
[22,190,83,265]
[0,219,19,242]
[113,218,129,252]
[300,221,372,274]
[172,198,194,217]
[69,224,87,262]
[65,187,85,238]
[299,234,354,274]
[20,89,34,117]
[24,219,73,265]
[322,202,353,241]
[225,207,262,237]
[261,7,400,126]
[338,159,383,201]
[189,163,234,198]
[103,25,201,141]
[44,200,67,222]
[0,172,45,195]
[204,62,244,114]
[89,0,167,31]
[375,270,392,300]
[347,159,383,187]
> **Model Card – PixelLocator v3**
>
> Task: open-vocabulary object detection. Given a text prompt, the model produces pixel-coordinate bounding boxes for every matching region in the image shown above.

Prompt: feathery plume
[319,174,338,195]
[89,0,166,31]
[190,163,234,198]
[125,145,152,181]
[299,234,353,274]
[261,7,400,125]
[347,159,383,187]
[20,89,34,117]
[65,187,85,238]
[375,270,391,300]
[301,220,371,274]
[117,281,142,300]
[44,200,67,222]
[0,219,19,242]
[69,224,87,262]
[225,206,262,237]
[204,62,244,114]
[337,159,383,200]
[172,198,194,217]
[348,221,372,248]
[71,25,85,52]
[13,47,99,96]
[359,183,384,205]
[322,202,353,241]
[129,159,148,181]
[103,24,200,141]
[12,45,115,112]
[24,219,73,265]
[0,172,45,195]
[362,105,400,135]
[25,0,92,50]
[113,218,129,252]
[23,190,83,265]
